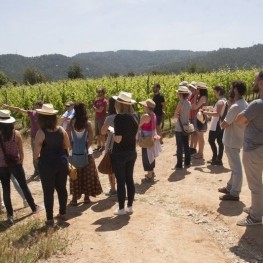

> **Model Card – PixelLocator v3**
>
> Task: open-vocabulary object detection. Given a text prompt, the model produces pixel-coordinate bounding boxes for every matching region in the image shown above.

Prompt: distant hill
[1,44,263,83]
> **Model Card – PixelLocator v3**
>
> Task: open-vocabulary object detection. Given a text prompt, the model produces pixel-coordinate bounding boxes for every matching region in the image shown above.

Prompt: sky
[1,0,263,57]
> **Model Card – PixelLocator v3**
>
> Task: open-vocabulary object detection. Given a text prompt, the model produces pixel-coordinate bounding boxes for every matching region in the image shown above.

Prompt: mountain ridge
[0,44,263,83]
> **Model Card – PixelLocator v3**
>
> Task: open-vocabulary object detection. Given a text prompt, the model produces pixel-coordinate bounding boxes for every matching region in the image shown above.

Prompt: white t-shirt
[210,98,226,131]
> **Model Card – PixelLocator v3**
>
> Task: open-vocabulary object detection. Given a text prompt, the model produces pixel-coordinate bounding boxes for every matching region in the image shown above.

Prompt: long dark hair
[73,102,88,130]
[37,114,57,130]
[0,123,15,141]
[108,97,117,115]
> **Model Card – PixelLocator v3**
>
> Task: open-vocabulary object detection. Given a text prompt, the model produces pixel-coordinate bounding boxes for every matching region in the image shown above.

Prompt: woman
[34,104,70,226]
[111,91,138,215]
[173,86,191,169]
[191,82,209,159]
[67,102,102,205]
[138,99,161,181]
[101,97,117,196]
[0,109,42,225]
[188,81,198,155]
[203,86,227,165]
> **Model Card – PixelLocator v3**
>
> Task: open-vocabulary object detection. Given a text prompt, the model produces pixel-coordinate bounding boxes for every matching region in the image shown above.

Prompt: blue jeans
[39,158,68,220]
[175,131,191,167]
[225,146,243,197]
[111,151,137,210]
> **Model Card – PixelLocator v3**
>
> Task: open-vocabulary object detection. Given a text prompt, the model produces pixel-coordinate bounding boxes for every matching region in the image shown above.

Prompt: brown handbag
[98,150,113,174]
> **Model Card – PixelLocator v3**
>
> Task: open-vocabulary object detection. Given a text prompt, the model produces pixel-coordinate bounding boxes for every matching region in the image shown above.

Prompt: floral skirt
[70,155,103,200]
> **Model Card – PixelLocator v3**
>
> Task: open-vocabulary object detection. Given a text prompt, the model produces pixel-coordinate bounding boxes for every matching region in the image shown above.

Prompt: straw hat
[0,109,15,123]
[139,99,156,109]
[179,81,189,87]
[177,86,190,94]
[188,81,197,89]
[36,103,58,115]
[112,91,136,105]
[196,82,208,89]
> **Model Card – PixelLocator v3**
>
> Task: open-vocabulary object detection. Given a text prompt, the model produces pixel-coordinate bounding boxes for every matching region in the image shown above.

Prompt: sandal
[141,176,154,183]
[193,153,203,159]
[69,200,78,206]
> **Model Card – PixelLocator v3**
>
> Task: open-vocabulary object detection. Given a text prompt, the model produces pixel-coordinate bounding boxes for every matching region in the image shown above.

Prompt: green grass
[0,217,73,263]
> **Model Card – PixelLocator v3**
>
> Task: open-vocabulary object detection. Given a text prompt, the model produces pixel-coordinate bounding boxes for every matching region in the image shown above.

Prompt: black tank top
[40,127,66,163]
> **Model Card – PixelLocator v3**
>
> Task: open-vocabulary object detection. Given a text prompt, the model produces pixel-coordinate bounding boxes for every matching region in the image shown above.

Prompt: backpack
[70,127,89,168]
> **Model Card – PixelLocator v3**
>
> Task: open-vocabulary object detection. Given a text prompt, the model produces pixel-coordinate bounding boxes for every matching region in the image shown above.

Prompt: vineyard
[0,68,258,129]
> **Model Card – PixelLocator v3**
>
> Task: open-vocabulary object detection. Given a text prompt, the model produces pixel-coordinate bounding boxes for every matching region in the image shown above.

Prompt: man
[236,71,263,226]
[152,83,165,144]
[93,87,107,151]
[60,101,75,130]
[4,100,43,177]
[218,81,248,201]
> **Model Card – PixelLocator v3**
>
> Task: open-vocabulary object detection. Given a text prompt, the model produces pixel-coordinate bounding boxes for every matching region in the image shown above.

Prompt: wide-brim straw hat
[112,91,136,105]
[139,99,156,109]
[177,85,190,94]
[196,82,208,89]
[36,103,58,115]
[0,109,15,123]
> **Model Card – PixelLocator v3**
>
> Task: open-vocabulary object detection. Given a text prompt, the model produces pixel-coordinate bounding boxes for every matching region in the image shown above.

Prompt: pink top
[93,97,107,120]
[0,132,20,167]
[141,114,157,132]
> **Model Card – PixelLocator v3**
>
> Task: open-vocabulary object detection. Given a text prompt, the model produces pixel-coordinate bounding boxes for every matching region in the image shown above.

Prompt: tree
[23,67,47,85]
[0,71,10,87]
[67,64,84,79]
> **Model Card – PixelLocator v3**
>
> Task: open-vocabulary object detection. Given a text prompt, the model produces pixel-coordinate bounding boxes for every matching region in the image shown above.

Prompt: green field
[0,68,258,130]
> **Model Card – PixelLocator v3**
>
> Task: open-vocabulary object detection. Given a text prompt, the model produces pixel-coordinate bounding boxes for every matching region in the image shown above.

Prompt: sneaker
[211,159,223,165]
[141,176,154,183]
[23,200,29,208]
[7,215,14,225]
[218,187,230,194]
[219,194,239,201]
[237,215,262,226]
[207,159,215,164]
[33,205,44,214]
[243,207,250,214]
[175,164,183,169]
[190,148,197,155]
[105,190,117,196]
[125,206,133,214]
[114,208,126,216]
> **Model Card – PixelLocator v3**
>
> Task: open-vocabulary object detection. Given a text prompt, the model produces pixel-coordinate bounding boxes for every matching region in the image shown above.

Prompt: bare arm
[220,120,230,129]
[192,96,206,110]
[204,101,224,117]
[87,122,93,148]
[33,129,45,160]
[235,112,249,126]
[101,121,109,135]
[15,131,24,164]
[3,104,27,114]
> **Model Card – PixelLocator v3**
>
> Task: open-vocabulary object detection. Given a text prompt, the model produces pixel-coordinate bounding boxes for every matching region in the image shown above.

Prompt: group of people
[174,71,263,226]
[1,70,263,227]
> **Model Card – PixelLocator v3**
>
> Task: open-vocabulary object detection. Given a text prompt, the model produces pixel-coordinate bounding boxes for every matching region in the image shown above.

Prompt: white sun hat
[0,109,15,123]
[112,91,136,105]
[36,103,58,115]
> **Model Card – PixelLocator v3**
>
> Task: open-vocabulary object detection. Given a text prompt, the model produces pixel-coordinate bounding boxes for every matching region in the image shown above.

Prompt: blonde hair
[115,101,134,114]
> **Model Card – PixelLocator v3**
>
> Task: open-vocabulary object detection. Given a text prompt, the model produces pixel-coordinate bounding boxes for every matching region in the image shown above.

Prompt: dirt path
[14,134,263,263]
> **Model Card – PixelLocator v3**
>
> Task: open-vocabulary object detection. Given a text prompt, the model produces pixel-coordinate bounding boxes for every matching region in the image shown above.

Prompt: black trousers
[39,159,68,220]
[208,122,224,161]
